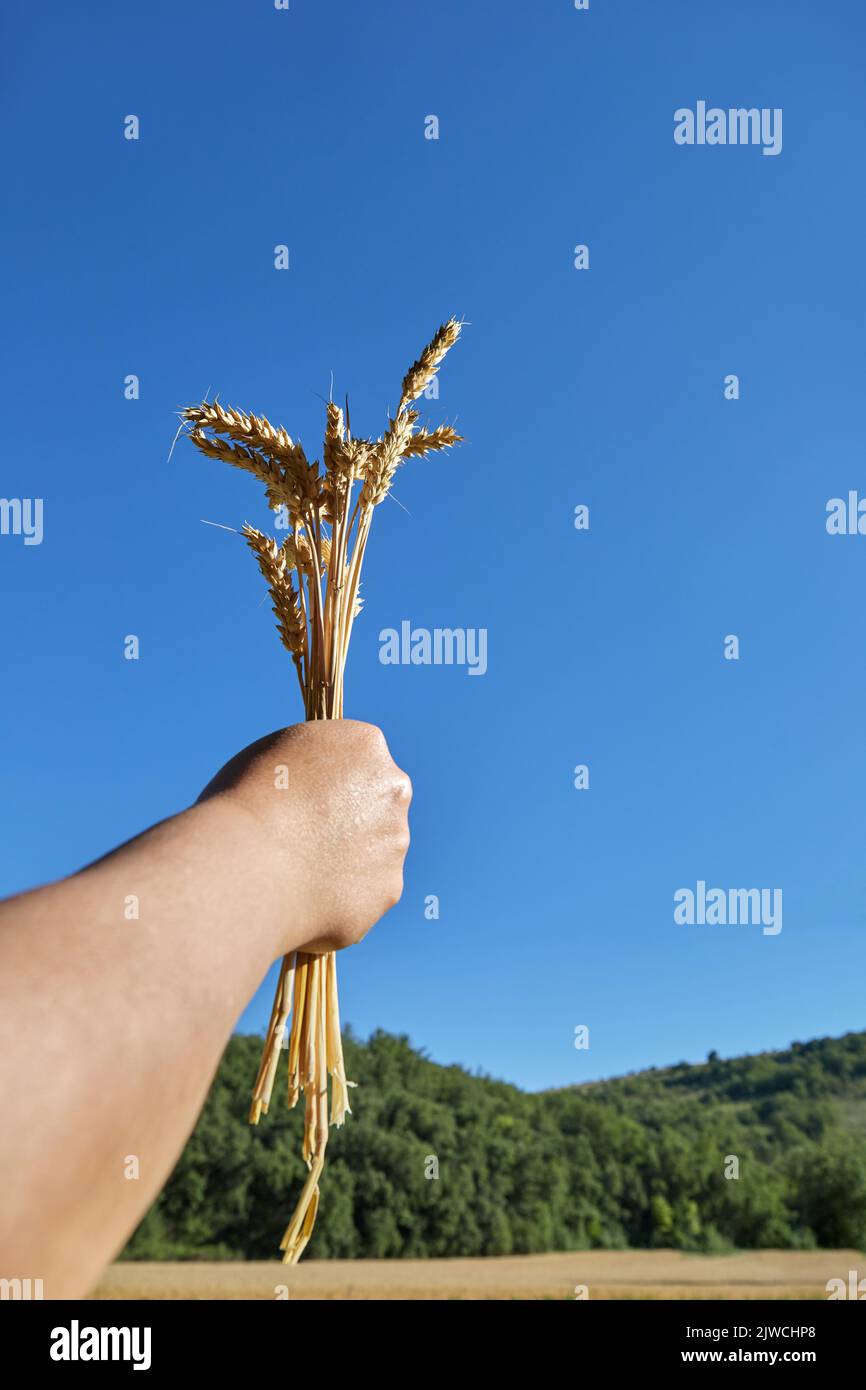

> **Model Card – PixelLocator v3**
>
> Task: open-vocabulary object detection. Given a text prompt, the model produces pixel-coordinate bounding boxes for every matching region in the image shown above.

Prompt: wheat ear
[185,317,462,1263]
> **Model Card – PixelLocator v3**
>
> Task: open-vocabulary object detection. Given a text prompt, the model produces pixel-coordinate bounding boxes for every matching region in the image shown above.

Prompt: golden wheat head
[242,524,306,658]
[188,318,463,1265]
[399,318,462,411]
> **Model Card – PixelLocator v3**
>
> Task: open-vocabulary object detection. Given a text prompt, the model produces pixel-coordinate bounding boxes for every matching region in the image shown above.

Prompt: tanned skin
[0,721,411,1298]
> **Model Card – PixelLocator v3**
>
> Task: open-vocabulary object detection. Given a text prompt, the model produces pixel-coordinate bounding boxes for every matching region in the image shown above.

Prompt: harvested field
[89,1250,860,1301]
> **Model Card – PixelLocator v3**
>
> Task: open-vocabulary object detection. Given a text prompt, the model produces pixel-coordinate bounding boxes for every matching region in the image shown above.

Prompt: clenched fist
[199,720,412,954]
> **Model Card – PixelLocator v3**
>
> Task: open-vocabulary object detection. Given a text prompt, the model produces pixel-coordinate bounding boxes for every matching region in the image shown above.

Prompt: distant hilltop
[123,1029,866,1260]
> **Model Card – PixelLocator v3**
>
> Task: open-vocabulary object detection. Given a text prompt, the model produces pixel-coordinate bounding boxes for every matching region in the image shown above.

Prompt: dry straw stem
[184,318,463,1262]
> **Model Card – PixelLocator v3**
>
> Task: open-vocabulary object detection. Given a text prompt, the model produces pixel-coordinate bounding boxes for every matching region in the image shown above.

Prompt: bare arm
[0,721,411,1298]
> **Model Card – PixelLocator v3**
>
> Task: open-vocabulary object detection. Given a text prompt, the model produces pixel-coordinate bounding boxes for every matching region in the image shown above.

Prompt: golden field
[89,1249,860,1301]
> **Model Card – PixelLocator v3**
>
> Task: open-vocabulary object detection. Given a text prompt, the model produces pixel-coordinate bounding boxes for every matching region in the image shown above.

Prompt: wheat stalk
[183,319,462,1262]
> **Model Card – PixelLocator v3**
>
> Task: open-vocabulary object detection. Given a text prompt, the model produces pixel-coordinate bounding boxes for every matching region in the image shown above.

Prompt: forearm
[0,794,292,1298]
[0,719,411,1298]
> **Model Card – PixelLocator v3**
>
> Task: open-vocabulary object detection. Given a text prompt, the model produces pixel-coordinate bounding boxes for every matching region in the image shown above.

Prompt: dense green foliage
[123,1029,866,1259]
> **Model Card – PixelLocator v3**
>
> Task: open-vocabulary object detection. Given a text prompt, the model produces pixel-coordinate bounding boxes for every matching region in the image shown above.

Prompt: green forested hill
[123,1029,866,1260]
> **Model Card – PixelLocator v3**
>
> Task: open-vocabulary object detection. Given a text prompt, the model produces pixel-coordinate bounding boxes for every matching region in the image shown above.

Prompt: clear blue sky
[1,0,865,1090]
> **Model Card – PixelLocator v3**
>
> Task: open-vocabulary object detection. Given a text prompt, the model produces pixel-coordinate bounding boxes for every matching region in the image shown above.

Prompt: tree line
[123,1028,866,1259]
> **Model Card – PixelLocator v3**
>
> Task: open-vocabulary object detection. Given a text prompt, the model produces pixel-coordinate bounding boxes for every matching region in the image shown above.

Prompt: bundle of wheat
[182,320,462,1262]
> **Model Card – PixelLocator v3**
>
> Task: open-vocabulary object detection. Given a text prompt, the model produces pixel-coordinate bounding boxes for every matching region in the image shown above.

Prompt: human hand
[199,721,412,955]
